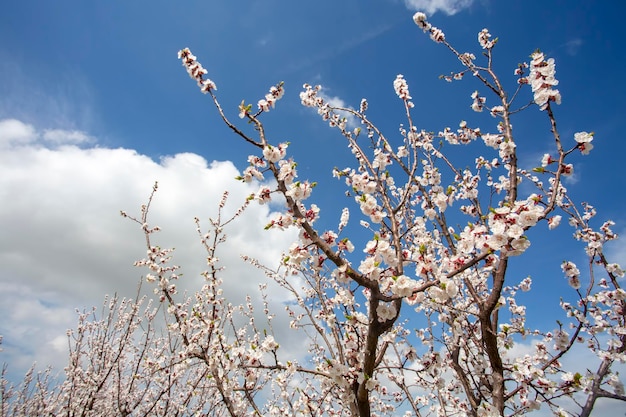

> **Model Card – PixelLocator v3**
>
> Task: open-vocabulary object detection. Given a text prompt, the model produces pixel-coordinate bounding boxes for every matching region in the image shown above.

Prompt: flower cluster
[561,260,581,289]
[574,131,594,155]
[177,47,217,92]
[478,28,496,49]
[528,51,561,110]
[393,74,412,102]
[258,82,285,112]
[412,12,445,42]
[263,142,288,163]
[471,90,486,112]
[286,180,315,201]
[357,194,387,224]
[124,18,626,417]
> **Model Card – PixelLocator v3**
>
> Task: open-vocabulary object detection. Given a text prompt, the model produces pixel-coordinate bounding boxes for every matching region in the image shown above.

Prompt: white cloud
[42,128,95,146]
[0,119,94,148]
[0,119,38,147]
[0,119,298,380]
[0,282,77,375]
[403,0,474,15]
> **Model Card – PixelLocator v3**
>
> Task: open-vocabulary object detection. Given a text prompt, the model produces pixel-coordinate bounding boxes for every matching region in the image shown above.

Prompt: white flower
[412,12,429,31]
[607,263,625,277]
[263,143,288,163]
[507,224,524,239]
[372,149,391,170]
[429,286,449,303]
[359,256,379,275]
[574,131,594,155]
[548,215,562,230]
[261,335,279,351]
[430,27,445,43]
[529,51,561,110]
[321,230,338,246]
[482,133,502,149]
[337,238,354,253]
[471,90,485,112]
[510,237,530,254]
[277,160,297,184]
[257,99,270,112]
[391,275,419,298]
[376,302,397,322]
[339,207,350,229]
[574,131,593,143]
[489,105,505,117]
[241,166,264,182]
[578,142,593,155]
[178,48,218,92]
[457,237,474,254]
[358,194,378,214]
[285,181,313,201]
[561,261,580,278]
[486,233,507,251]
[519,277,532,291]
[561,163,574,176]
[478,28,495,49]
[393,74,412,100]
[568,275,581,289]
[365,377,379,391]
[369,209,387,223]
[287,243,308,265]
[498,140,516,160]
[258,83,285,112]
[541,153,555,167]
[256,186,272,204]
[517,210,539,228]
[608,373,625,396]
[444,280,458,298]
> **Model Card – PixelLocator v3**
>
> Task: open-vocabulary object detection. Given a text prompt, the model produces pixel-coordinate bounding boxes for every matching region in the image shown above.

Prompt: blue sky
[1,0,625,413]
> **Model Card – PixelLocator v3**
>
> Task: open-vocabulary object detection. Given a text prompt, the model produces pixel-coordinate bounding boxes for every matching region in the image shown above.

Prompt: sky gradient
[1,0,625,414]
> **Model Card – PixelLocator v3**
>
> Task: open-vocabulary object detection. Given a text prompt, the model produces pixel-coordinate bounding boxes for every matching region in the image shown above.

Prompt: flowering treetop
[2,10,623,417]
[169,11,625,416]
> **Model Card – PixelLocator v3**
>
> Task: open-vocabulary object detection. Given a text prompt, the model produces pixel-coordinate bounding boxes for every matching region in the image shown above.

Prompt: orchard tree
[2,12,625,417]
